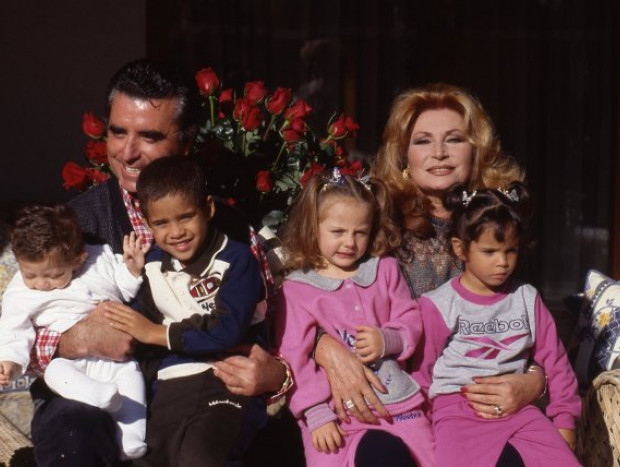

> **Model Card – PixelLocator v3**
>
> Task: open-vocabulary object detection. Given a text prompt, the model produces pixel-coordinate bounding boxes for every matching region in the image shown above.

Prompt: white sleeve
[0,274,37,374]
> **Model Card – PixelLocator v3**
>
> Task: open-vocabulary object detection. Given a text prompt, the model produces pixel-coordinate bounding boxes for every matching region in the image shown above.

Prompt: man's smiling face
[106,92,190,193]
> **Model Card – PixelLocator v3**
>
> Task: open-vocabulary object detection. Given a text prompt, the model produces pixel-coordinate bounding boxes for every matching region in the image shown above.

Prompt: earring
[402,168,410,180]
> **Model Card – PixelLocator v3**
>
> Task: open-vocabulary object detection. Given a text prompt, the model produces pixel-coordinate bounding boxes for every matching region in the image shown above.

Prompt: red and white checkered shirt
[249,226,277,302]
[30,327,61,374]
[121,188,154,249]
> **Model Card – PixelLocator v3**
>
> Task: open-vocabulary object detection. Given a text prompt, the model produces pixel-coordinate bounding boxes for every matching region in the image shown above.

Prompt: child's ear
[205,195,216,220]
[451,237,466,261]
[73,252,88,270]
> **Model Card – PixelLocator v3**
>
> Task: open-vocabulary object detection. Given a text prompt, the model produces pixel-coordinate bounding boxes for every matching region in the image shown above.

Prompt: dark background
[0,0,618,307]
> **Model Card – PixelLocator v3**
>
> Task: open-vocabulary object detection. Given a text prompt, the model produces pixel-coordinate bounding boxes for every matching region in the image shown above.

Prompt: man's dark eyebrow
[138,130,166,141]
[108,124,126,134]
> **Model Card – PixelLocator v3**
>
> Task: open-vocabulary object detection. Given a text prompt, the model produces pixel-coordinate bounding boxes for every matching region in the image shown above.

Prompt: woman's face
[406,108,474,202]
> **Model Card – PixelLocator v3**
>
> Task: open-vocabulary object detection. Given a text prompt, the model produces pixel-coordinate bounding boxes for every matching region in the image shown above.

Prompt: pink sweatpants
[301,408,435,467]
[433,395,580,467]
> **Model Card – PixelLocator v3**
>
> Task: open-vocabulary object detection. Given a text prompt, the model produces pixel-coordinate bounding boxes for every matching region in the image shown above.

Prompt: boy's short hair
[137,156,209,219]
[11,204,84,264]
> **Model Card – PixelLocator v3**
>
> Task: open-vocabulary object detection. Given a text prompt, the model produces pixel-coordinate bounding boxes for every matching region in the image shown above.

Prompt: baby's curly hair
[10,204,84,264]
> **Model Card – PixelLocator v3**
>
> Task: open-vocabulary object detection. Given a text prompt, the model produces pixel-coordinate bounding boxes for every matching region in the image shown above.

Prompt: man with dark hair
[29,58,289,466]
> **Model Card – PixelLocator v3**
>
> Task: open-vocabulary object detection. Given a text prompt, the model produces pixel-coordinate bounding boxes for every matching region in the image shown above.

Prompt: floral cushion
[575,270,620,385]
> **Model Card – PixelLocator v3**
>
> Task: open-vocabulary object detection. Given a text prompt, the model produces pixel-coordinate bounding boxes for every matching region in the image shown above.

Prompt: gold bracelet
[527,365,548,399]
[265,356,294,405]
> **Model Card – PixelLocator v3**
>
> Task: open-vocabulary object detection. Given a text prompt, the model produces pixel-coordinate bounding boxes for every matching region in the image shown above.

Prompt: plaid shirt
[31,327,61,374]
[121,188,154,249]
[249,226,277,301]
[32,191,275,371]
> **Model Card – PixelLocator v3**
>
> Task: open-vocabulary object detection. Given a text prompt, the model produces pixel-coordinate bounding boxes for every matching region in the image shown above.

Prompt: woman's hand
[315,334,390,424]
[213,344,285,396]
[462,369,545,418]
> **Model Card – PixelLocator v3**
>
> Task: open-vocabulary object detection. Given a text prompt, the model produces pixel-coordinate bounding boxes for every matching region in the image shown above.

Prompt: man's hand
[311,421,345,453]
[0,361,21,386]
[315,334,390,424]
[354,325,384,363]
[123,232,149,278]
[213,344,285,396]
[57,301,134,361]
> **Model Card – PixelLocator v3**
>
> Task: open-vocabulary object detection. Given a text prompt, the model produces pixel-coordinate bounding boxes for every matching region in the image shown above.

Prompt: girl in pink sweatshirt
[413,182,581,466]
[275,169,434,467]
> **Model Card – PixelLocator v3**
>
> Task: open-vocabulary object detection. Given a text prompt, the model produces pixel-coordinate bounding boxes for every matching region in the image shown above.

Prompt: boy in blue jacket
[105,156,267,467]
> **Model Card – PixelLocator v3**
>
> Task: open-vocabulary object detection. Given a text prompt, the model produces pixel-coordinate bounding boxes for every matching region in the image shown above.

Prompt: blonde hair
[372,83,524,238]
[280,171,400,272]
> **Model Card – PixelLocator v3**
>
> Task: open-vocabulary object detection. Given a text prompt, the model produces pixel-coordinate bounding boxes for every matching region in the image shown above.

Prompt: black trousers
[30,371,260,467]
[30,378,120,467]
[133,370,251,467]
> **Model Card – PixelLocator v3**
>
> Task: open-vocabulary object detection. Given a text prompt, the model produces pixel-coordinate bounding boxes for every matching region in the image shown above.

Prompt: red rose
[281,117,306,142]
[82,112,105,139]
[84,140,108,165]
[233,97,249,120]
[242,105,263,131]
[219,88,234,105]
[195,67,220,96]
[87,168,110,186]
[244,81,268,105]
[218,88,234,115]
[284,99,312,120]
[233,97,264,131]
[300,162,324,186]
[62,162,91,191]
[266,87,292,115]
[340,160,363,177]
[328,113,359,139]
[256,170,273,193]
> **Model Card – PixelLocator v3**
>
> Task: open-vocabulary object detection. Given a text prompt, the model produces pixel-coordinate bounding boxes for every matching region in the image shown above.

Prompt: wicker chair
[577,369,620,466]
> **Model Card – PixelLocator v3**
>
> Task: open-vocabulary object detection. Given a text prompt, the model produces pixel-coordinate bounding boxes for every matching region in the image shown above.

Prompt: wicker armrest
[577,369,620,466]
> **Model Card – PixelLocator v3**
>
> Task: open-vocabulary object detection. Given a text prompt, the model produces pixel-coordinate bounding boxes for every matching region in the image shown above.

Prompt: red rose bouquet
[62,67,362,231]
[192,66,362,230]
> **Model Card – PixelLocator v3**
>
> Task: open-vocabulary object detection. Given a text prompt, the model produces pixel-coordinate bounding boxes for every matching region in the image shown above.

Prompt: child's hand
[311,421,346,453]
[123,232,149,277]
[354,325,384,363]
[558,428,576,451]
[0,361,21,386]
[104,302,166,347]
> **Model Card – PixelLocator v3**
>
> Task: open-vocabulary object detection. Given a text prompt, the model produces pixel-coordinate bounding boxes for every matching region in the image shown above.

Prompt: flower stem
[263,115,276,141]
[209,96,216,128]
[271,142,287,170]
